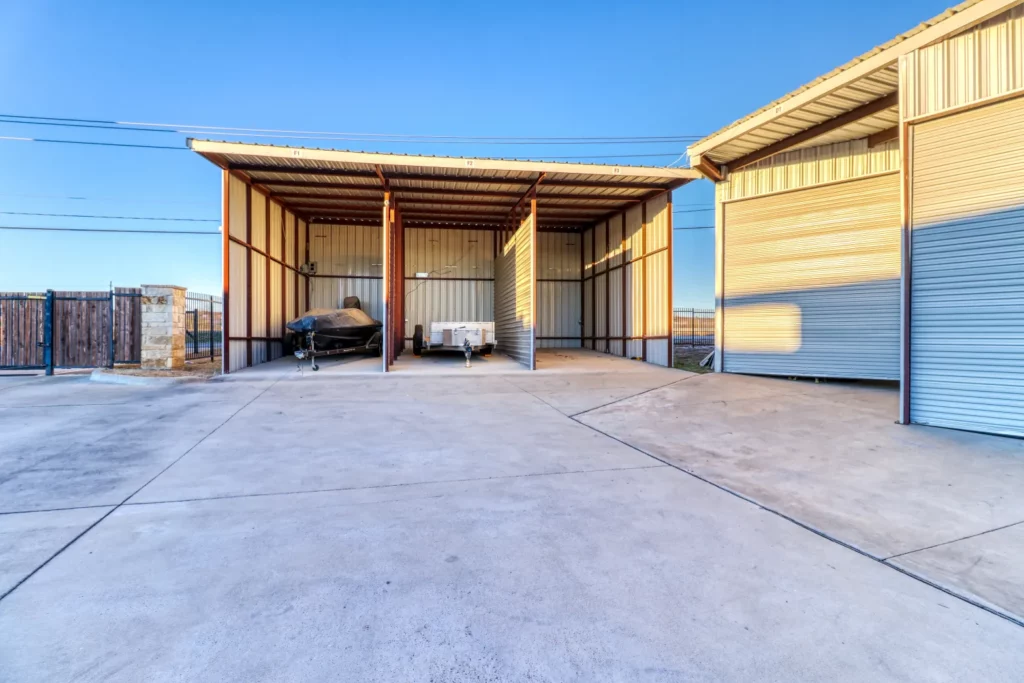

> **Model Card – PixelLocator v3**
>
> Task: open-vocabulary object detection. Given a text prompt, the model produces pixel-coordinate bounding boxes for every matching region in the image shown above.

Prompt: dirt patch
[673,346,713,374]
[107,360,221,379]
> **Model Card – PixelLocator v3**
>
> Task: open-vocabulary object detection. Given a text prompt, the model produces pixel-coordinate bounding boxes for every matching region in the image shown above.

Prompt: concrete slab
[579,373,1024,560]
[3,468,1022,682]
[0,506,112,596]
[507,350,690,415]
[0,379,262,512]
[131,375,656,503]
[891,522,1024,623]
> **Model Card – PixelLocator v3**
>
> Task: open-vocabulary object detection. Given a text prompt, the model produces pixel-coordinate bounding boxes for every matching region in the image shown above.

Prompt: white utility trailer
[412,322,495,360]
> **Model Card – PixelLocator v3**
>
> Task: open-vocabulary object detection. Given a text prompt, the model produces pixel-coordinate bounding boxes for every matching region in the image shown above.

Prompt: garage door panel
[910,96,1024,437]
[723,173,900,379]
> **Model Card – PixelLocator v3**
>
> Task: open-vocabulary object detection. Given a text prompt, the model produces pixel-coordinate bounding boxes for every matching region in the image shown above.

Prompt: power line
[0,225,218,235]
[672,208,714,213]
[0,211,218,222]
[0,113,703,145]
[673,226,714,231]
[0,135,681,160]
[0,191,216,207]
[0,135,184,151]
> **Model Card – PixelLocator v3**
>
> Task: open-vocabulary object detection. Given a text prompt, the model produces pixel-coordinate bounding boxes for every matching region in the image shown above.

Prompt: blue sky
[0,0,952,307]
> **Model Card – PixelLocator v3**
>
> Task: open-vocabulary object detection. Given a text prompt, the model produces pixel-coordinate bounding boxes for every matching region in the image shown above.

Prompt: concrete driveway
[1,351,1022,682]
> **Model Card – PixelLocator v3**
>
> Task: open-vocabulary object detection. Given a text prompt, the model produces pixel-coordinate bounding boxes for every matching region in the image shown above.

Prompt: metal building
[688,0,1024,437]
[189,141,698,373]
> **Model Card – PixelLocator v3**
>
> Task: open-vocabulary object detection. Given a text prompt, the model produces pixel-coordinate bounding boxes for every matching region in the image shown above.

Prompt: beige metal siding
[536,232,582,348]
[722,173,901,379]
[268,201,283,261]
[910,95,1024,437]
[228,241,248,371]
[250,252,267,366]
[719,139,900,201]
[228,175,247,240]
[309,277,383,322]
[250,190,266,251]
[580,194,672,365]
[309,224,382,276]
[404,228,493,279]
[904,4,1024,120]
[607,266,623,356]
[404,279,494,345]
[308,222,383,318]
[495,212,535,367]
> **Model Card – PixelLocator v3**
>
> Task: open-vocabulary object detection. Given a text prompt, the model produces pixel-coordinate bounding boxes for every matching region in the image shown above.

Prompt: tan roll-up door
[723,173,900,379]
[910,96,1024,437]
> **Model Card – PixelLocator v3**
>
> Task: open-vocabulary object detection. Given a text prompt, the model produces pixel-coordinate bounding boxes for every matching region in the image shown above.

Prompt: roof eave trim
[687,0,1019,160]
[189,139,701,181]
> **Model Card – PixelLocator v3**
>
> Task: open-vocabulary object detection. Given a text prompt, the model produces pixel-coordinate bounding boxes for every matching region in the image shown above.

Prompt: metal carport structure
[189,140,698,373]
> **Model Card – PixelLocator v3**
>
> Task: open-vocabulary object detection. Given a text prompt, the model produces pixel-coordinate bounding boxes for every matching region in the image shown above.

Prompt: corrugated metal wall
[403,228,495,347]
[223,176,305,373]
[719,138,900,201]
[581,194,672,366]
[308,223,384,321]
[582,228,594,349]
[903,4,1024,121]
[536,232,581,348]
[721,173,901,379]
[909,94,1024,437]
[495,213,535,367]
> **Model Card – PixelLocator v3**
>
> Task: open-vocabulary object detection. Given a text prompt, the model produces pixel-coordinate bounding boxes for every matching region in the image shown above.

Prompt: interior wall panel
[251,191,266,252]
[269,262,283,340]
[228,175,247,240]
[284,213,295,268]
[537,232,582,279]
[310,223,382,276]
[404,228,494,279]
[585,192,671,366]
[594,272,607,350]
[228,241,248,371]
[404,279,494,345]
[269,201,283,261]
[536,281,581,348]
[309,277,383,322]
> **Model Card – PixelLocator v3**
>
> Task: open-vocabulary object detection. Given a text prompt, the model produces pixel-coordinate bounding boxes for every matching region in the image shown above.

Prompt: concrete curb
[89,369,208,386]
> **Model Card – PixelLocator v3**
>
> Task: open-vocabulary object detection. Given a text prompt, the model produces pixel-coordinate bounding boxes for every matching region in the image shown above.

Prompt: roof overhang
[687,0,1019,173]
[189,140,699,231]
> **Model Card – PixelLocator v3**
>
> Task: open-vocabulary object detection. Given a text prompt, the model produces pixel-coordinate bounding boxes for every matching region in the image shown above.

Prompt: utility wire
[0,211,218,222]
[0,135,184,150]
[0,191,216,207]
[672,208,714,213]
[0,113,704,145]
[0,135,681,160]
[0,225,218,235]
[673,226,713,231]
[0,113,703,142]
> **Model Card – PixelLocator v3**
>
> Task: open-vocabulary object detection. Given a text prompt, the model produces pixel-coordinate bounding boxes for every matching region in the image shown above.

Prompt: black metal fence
[673,308,714,347]
[185,292,223,361]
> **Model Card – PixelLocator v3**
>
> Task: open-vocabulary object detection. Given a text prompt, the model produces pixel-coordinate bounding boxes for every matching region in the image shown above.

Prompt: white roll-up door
[910,96,1024,437]
[722,173,901,379]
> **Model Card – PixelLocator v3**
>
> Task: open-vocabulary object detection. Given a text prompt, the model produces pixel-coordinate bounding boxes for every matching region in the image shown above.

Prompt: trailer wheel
[480,344,493,356]
[413,325,424,356]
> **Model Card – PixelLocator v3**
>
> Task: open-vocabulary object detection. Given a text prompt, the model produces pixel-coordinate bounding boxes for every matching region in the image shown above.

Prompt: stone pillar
[141,285,186,370]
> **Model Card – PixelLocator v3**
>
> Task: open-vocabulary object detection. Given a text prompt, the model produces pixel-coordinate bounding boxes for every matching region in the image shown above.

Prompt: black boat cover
[285,308,380,335]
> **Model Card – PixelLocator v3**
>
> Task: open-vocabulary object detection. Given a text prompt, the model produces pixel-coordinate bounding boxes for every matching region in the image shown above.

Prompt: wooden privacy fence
[0,288,142,373]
